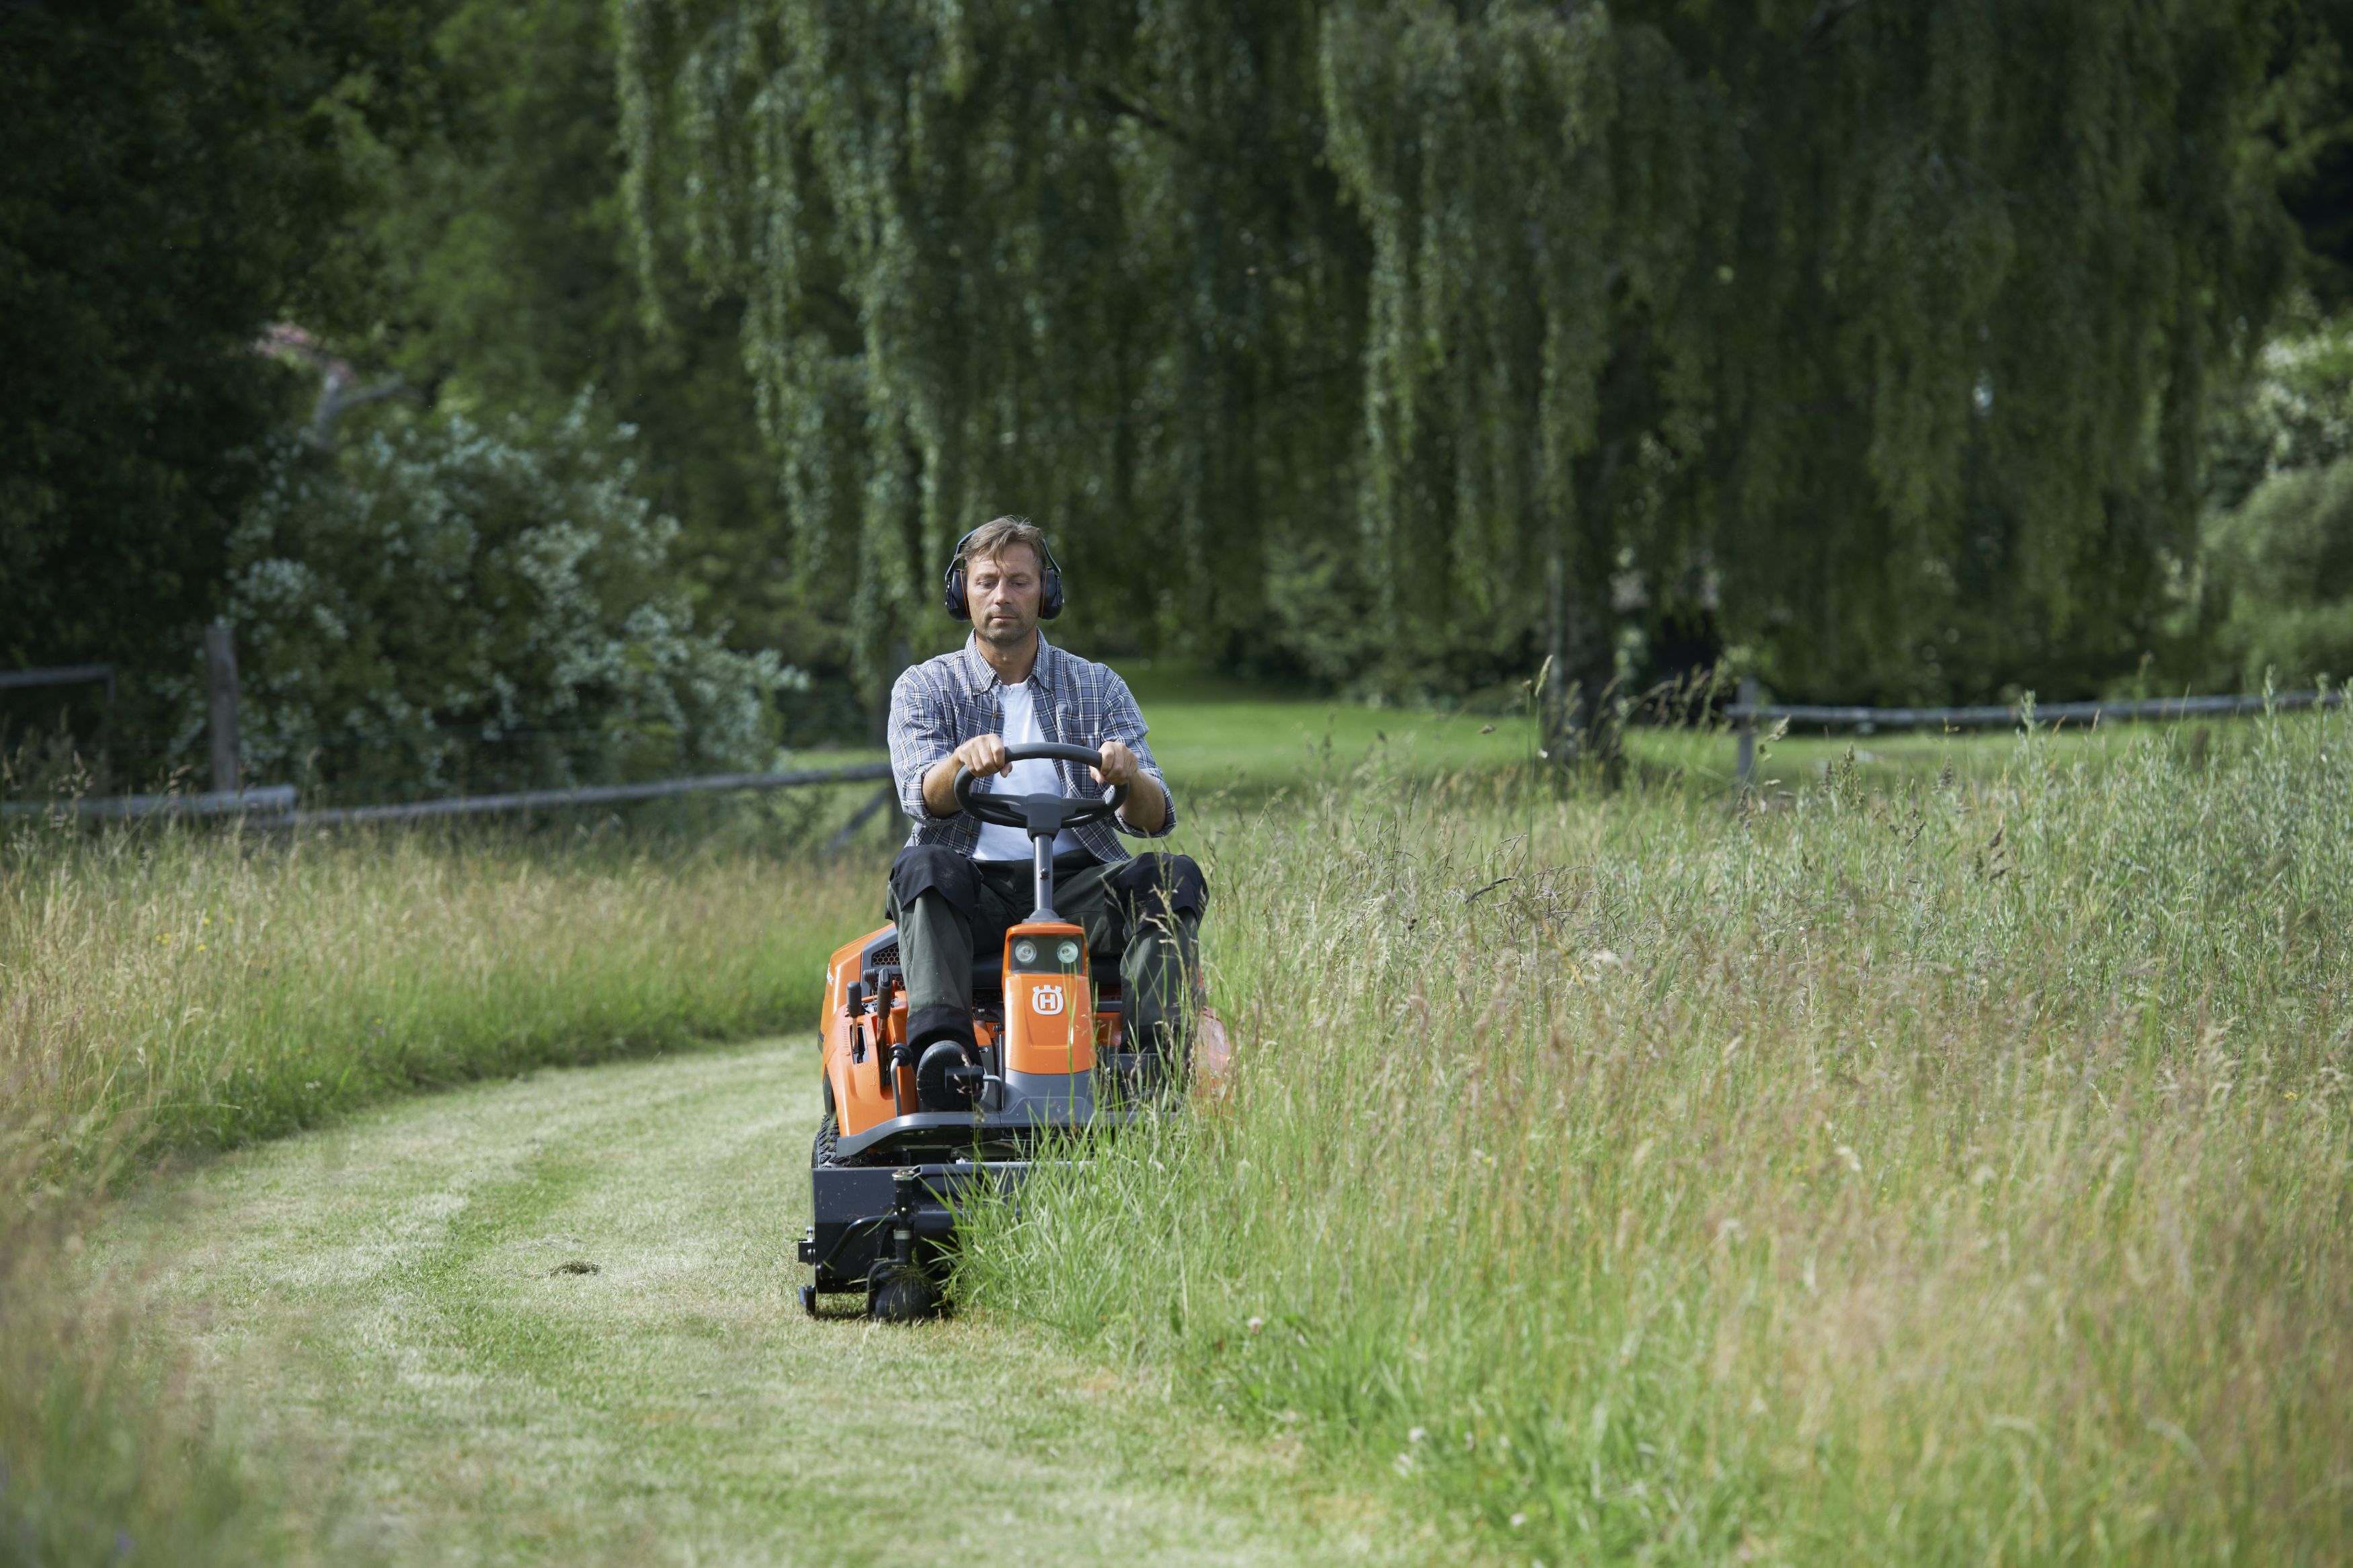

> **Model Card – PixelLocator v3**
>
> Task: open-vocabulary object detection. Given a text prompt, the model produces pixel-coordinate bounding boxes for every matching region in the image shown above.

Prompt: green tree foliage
[614,0,1369,696]
[0,0,430,764]
[202,402,789,799]
[2274,0,2353,306]
[1323,0,2295,725]
[2190,311,2353,686]
[617,0,2307,734]
[344,0,824,678]
[2206,461,2353,686]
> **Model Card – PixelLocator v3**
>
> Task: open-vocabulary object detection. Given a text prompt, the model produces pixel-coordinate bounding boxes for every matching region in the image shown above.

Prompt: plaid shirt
[888,633,1175,862]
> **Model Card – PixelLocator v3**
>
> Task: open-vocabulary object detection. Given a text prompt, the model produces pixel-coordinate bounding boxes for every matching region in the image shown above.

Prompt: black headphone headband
[944,524,1064,621]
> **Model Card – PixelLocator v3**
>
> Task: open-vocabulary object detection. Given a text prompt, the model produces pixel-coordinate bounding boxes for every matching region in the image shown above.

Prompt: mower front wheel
[866,1262,941,1323]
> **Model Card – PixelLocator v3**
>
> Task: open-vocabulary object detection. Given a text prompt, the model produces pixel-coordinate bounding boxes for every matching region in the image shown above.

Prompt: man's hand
[920,733,1009,819]
[1096,739,1167,834]
[1091,739,1141,790]
[954,733,1012,780]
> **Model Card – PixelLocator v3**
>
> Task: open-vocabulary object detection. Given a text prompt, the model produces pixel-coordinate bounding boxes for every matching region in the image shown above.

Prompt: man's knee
[1109,852,1207,938]
[889,844,980,917]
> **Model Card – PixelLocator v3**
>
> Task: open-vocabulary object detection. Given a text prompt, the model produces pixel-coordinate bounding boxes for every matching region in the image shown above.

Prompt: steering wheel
[953,742,1129,838]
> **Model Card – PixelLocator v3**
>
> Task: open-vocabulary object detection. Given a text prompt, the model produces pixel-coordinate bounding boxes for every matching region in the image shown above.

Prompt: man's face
[965,544,1043,647]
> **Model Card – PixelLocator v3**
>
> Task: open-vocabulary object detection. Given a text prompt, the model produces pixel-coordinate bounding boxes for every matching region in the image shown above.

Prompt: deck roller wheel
[867,1165,942,1321]
[865,1262,939,1322]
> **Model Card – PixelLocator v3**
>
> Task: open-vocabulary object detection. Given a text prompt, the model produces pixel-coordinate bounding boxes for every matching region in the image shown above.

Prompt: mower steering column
[1032,829,1055,923]
[949,742,1130,922]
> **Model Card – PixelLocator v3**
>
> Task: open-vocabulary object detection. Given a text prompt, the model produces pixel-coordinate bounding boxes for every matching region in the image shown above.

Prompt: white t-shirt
[973,679,1086,862]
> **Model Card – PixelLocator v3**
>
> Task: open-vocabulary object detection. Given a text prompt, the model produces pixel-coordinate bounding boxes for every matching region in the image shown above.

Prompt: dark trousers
[886,846,1207,1058]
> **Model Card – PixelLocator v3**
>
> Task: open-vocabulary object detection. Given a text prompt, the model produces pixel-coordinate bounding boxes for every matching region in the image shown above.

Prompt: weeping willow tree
[614,0,1365,694]
[617,0,2299,734]
[1322,0,2296,739]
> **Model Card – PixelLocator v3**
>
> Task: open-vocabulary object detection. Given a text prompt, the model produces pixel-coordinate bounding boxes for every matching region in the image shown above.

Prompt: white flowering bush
[204,401,795,798]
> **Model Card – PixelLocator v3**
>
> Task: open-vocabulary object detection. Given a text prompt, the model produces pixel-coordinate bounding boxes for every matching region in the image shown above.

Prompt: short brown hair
[959,515,1049,573]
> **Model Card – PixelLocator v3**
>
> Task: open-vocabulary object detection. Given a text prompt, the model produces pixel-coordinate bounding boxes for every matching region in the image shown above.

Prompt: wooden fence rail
[1729,676,2347,788]
[287,763,894,827]
[1,764,893,827]
[0,785,296,822]
[0,663,116,704]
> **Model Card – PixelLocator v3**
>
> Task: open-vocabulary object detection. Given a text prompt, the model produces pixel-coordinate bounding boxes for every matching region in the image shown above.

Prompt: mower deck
[797,1154,1017,1301]
[796,1091,1161,1311]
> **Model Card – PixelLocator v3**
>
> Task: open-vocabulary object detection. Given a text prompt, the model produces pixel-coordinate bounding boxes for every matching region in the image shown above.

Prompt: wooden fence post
[204,620,241,794]
[823,782,900,858]
[1733,675,1758,793]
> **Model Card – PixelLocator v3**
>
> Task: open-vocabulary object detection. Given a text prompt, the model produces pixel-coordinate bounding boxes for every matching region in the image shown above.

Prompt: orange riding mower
[797,743,1228,1321]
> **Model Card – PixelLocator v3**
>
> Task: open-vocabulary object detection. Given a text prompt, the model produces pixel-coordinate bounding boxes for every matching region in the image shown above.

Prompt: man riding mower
[797,515,1215,1321]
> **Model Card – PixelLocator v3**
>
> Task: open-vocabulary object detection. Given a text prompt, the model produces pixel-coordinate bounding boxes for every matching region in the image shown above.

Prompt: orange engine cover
[1001,920,1094,1075]
[822,925,898,1141]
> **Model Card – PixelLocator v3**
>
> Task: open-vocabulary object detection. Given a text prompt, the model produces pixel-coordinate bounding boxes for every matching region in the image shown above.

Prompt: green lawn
[1125,658,2268,798]
[1146,697,1534,795]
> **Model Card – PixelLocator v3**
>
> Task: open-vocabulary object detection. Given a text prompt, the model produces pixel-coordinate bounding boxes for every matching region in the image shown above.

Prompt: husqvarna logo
[1031,984,1066,1016]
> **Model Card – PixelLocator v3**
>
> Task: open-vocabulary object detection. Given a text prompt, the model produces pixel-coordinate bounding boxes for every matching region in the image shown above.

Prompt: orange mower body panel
[1000,919,1096,1076]
[821,922,1148,1143]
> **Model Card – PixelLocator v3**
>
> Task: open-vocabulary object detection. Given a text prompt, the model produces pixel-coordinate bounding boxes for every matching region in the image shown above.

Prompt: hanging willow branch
[615,0,2297,709]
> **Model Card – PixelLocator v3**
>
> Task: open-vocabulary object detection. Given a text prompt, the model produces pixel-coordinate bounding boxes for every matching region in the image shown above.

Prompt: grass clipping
[958,712,2353,1564]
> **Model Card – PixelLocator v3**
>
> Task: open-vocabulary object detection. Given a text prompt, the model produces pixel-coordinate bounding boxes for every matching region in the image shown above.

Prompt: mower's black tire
[813,1108,838,1167]
[867,1262,941,1323]
[799,1283,819,1318]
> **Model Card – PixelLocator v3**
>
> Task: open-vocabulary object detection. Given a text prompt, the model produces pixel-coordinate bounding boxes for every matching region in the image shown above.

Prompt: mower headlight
[1013,939,1038,965]
[1058,940,1080,965]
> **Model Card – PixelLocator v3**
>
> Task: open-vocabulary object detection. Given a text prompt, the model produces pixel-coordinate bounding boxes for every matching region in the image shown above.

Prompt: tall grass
[3,823,871,1181]
[2,820,872,1559]
[960,711,2353,1563]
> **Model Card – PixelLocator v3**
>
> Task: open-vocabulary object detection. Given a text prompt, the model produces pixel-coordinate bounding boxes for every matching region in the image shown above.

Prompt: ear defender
[943,528,1065,620]
[942,539,971,620]
[1040,552,1064,619]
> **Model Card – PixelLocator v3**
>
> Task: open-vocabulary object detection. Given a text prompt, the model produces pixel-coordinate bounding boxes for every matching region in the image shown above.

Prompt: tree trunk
[1546,436,1626,772]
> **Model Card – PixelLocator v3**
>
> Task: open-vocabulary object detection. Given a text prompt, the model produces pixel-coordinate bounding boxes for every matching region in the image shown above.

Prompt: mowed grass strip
[89,1042,1423,1567]
[959,710,2353,1565]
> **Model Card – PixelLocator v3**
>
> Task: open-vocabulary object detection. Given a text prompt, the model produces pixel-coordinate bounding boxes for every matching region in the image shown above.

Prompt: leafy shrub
[2206,314,2353,509]
[2205,457,2353,687]
[2190,313,2353,687]
[192,399,795,798]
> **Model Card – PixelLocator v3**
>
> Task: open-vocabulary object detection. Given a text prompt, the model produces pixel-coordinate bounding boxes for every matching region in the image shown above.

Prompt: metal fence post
[1734,676,1757,792]
[204,620,241,793]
